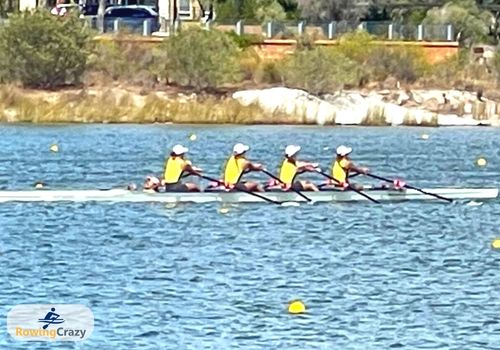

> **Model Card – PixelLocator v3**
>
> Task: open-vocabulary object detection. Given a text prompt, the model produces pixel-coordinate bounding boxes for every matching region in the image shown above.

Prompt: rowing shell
[0,188,497,203]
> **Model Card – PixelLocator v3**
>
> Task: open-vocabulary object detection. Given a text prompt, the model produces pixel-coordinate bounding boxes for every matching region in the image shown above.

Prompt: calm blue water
[0,125,499,349]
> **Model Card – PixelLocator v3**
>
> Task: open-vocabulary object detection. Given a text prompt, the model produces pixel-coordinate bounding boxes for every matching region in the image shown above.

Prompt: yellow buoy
[492,239,500,249]
[421,133,429,140]
[476,157,487,167]
[50,144,59,153]
[219,207,229,214]
[288,300,306,314]
[189,133,197,141]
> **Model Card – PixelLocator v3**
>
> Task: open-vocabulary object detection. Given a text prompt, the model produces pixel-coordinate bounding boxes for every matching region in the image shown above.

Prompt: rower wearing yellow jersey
[331,145,369,189]
[278,145,319,191]
[223,143,264,192]
[163,144,203,192]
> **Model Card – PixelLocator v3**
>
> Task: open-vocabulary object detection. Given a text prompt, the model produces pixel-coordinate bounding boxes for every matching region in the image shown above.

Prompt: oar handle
[261,169,281,182]
[198,174,223,184]
[314,170,340,184]
[364,173,391,183]
[364,173,453,202]
[261,169,311,202]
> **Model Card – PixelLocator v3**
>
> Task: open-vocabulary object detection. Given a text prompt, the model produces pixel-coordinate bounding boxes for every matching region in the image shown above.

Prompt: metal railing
[1,15,455,41]
[225,20,455,41]
[84,15,159,35]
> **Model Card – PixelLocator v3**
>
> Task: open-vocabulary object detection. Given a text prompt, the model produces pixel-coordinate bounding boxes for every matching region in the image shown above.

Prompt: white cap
[172,144,189,155]
[336,145,352,156]
[145,176,160,185]
[285,145,301,157]
[151,177,160,185]
[233,143,250,155]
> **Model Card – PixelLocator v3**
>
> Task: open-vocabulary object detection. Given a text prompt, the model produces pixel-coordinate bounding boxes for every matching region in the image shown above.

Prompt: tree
[157,27,241,90]
[255,0,286,22]
[423,0,493,45]
[296,0,372,23]
[0,0,19,17]
[0,10,91,88]
[215,0,286,22]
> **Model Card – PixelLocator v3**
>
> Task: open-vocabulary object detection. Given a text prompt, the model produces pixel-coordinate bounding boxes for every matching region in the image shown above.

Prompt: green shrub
[156,27,242,90]
[0,10,91,88]
[336,30,376,65]
[281,46,360,94]
[366,45,429,83]
[87,40,155,85]
[226,31,263,48]
[253,60,282,84]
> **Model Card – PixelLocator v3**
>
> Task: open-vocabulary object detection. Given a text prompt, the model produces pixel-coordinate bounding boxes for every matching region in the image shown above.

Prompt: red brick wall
[255,40,459,63]
[93,35,459,64]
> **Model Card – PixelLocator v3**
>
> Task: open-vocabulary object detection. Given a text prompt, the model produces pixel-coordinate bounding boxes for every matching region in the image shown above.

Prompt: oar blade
[406,185,453,203]
[365,173,453,203]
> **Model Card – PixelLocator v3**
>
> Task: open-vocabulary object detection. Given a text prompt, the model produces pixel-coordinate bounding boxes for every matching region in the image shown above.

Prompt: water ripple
[0,125,500,349]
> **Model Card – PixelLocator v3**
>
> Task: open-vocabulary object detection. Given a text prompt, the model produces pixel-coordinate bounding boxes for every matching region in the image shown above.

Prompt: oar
[260,169,312,202]
[315,170,380,204]
[365,173,453,203]
[197,174,283,205]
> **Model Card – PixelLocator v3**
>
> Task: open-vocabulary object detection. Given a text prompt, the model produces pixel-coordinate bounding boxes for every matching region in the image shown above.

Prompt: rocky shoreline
[233,87,500,126]
[1,85,499,126]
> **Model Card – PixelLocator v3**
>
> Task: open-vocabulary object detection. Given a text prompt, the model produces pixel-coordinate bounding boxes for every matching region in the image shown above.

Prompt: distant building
[157,0,205,22]
[17,0,206,29]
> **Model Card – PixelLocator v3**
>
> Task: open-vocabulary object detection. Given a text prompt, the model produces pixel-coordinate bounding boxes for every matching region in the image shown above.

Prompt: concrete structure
[157,0,204,33]
[19,0,37,10]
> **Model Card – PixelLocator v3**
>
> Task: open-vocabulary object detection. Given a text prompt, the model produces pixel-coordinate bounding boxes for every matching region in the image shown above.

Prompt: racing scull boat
[0,187,497,203]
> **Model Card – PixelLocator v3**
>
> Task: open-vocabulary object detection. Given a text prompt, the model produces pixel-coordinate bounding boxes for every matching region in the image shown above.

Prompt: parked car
[104,5,160,34]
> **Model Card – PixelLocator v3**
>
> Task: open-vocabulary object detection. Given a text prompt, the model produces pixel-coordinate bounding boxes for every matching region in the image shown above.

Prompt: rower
[223,143,264,192]
[330,145,369,190]
[163,144,203,192]
[143,176,161,192]
[275,145,319,191]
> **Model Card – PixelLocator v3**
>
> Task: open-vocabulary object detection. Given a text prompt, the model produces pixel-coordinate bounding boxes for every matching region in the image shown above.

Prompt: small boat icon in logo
[38,308,65,329]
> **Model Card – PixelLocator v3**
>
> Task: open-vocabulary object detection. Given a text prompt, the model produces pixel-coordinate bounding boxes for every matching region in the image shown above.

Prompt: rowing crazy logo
[7,304,93,341]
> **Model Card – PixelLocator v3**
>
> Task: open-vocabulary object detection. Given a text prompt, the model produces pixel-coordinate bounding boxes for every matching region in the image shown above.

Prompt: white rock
[384,104,407,125]
[335,105,367,125]
[316,101,336,125]
[3,108,18,122]
[232,90,260,106]
[231,87,499,127]
[464,102,473,114]
[397,91,410,105]
[437,114,480,126]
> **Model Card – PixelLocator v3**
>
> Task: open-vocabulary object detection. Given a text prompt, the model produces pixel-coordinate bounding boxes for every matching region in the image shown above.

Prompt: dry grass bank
[0,85,293,124]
